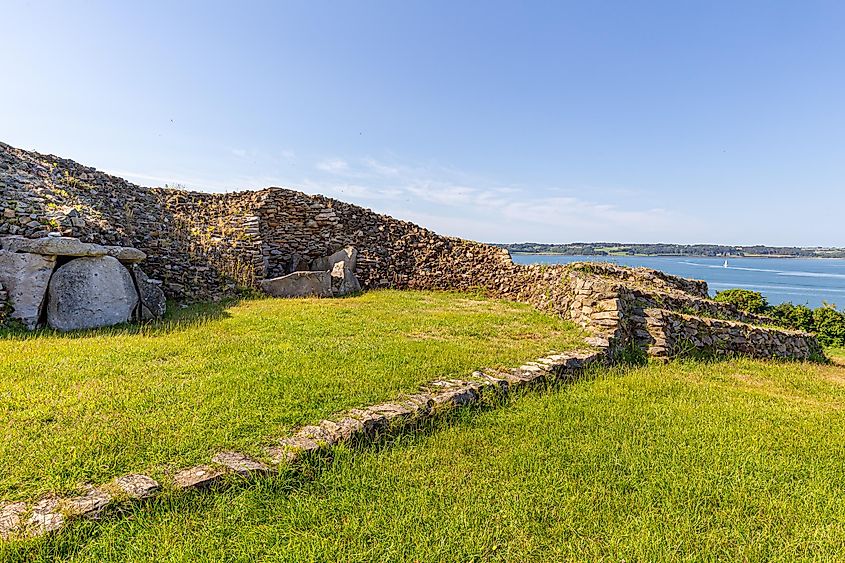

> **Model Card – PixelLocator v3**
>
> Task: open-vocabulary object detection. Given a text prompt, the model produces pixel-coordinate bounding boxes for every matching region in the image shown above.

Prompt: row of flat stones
[0,346,607,541]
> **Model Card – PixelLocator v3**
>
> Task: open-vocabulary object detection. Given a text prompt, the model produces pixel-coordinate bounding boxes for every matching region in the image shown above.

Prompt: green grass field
[7,353,845,561]
[0,290,586,502]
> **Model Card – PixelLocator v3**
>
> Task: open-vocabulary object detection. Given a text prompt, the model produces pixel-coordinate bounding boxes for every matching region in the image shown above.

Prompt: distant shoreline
[508,252,829,259]
[498,243,845,259]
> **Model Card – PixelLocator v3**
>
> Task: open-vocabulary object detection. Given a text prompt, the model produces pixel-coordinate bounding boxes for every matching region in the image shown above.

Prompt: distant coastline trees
[496,243,845,258]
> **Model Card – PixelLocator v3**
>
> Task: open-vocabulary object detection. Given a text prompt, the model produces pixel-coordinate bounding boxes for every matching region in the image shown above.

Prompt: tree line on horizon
[495,243,845,258]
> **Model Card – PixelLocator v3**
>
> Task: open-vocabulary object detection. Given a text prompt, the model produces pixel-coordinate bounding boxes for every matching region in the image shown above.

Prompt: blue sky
[4,1,844,245]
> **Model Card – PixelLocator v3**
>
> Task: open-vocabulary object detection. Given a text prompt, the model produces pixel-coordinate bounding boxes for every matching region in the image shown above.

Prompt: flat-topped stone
[172,465,226,489]
[1,235,108,257]
[0,502,27,540]
[211,452,272,476]
[0,236,146,264]
[260,270,332,298]
[113,474,160,499]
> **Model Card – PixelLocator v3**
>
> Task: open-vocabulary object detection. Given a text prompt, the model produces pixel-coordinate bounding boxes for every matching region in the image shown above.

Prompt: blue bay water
[511,254,845,310]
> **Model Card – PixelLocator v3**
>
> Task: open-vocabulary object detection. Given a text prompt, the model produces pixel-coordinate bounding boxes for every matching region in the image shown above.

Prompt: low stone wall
[564,262,708,298]
[644,308,823,361]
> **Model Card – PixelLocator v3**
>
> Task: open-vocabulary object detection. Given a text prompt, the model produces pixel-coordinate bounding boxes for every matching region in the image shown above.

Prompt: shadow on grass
[0,299,236,342]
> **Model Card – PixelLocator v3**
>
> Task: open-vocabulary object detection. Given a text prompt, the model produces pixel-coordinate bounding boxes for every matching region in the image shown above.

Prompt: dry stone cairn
[0,235,165,331]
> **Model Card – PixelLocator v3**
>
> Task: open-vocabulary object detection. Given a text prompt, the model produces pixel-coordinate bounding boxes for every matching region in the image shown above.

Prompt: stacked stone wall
[1,143,266,300]
[643,308,823,361]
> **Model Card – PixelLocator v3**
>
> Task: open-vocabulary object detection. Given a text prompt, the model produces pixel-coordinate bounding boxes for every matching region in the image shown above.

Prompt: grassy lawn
[0,290,586,502]
[7,355,845,561]
[828,346,845,365]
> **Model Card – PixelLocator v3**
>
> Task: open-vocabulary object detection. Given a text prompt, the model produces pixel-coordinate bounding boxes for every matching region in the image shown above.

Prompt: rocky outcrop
[47,256,139,331]
[0,251,55,329]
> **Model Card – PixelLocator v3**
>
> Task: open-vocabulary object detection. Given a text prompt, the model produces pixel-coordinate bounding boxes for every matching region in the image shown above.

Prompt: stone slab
[1,235,107,257]
[211,451,272,476]
[0,502,27,540]
[105,245,147,263]
[130,264,166,319]
[0,250,56,329]
[113,474,160,499]
[260,270,332,298]
[172,465,226,489]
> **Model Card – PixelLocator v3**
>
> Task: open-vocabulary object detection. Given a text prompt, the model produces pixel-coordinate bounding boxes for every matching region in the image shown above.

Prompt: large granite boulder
[0,250,56,329]
[46,256,139,331]
[130,265,166,320]
[330,260,361,296]
[260,271,332,298]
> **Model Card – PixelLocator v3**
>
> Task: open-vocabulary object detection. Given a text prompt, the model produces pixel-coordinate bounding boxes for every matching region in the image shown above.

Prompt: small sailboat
[723,259,729,268]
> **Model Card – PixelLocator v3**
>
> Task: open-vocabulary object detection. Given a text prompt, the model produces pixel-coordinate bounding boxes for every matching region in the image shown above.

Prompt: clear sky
[4,1,844,246]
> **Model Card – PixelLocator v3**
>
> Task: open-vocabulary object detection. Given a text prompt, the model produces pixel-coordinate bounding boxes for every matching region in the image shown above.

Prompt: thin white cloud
[108,153,700,243]
[315,158,350,173]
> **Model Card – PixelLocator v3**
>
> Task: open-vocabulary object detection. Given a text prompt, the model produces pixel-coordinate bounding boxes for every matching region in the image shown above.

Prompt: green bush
[714,289,769,314]
[769,302,816,333]
[813,306,845,347]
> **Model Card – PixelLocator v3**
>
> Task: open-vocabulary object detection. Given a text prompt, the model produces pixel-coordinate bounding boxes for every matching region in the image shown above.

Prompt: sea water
[511,254,845,310]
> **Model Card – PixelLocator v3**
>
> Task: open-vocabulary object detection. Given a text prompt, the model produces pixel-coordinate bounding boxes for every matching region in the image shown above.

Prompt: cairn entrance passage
[259,246,361,298]
[0,235,166,331]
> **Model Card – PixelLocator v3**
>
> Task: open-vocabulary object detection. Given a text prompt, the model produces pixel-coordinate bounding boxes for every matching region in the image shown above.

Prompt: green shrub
[714,289,769,314]
[769,302,816,333]
[813,306,845,347]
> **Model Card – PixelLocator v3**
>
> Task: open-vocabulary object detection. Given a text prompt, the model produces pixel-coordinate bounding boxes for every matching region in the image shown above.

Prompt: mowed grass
[0,290,586,502]
[9,355,845,561]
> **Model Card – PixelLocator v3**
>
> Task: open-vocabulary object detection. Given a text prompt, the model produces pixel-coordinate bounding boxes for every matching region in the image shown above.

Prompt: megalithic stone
[0,250,56,329]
